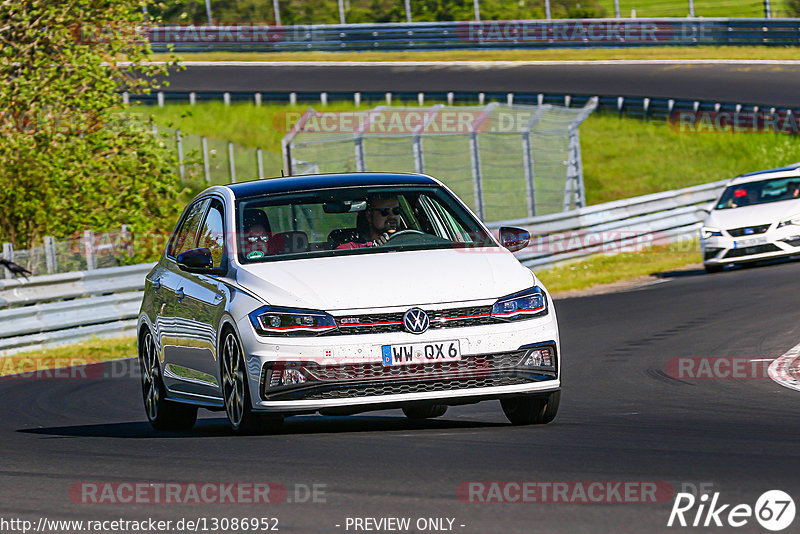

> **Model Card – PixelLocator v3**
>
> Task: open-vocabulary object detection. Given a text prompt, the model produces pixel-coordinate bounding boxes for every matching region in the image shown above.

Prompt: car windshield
[716,176,800,210]
[236,185,496,262]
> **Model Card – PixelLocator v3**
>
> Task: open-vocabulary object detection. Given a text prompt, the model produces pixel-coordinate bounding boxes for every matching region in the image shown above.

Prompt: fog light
[523,348,553,368]
[280,369,306,385]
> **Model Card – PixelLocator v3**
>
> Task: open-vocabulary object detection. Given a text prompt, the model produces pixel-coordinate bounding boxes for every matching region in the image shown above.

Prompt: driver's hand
[372,232,391,247]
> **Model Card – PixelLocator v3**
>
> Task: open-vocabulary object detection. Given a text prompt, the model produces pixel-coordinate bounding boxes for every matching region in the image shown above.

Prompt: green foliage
[0,0,186,260]
[153,0,605,25]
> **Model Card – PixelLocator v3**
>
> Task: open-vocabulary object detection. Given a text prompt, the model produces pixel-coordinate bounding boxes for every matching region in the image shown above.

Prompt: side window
[168,199,209,258]
[198,200,226,267]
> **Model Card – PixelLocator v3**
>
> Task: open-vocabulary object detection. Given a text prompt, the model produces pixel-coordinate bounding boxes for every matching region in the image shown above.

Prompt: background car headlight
[249,306,338,336]
[700,226,723,239]
[777,214,800,228]
[491,287,547,321]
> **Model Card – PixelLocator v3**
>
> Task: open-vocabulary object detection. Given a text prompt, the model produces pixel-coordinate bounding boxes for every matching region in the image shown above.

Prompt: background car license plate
[733,236,768,249]
[381,341,461,366]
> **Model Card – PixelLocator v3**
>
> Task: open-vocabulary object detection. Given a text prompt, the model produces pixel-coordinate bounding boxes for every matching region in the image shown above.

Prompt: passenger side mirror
[177,248,225,275]
[499,227,530,253]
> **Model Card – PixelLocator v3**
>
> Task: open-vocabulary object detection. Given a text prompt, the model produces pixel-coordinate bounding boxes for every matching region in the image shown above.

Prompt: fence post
[522,105,549,218]
[320,92,328,106]
[2,243,13,279]
[201,136,211,182]
[157,91,164,107]
[223,92,231,106]
[385,92,392,105]
[688,0,695,17]
[764,0,772,18]
[176,129,185,180]
[122,92,129,105]
[83,230,96,271]
[354,137,366,172]
[469,132,485,220]
[255,92,262,106]
[417,92,424,106]
[228,142,236,183]
[354,92,361,107]
[614,0,620,17]
[545,0,551,19]
[256,148,265,179]
[507,93,514,105]
[473,0,480,21]
[44,236,57,274]
[272,0,281,26]
[337,0,345,24]
[404,0,412,22]
[189,92,196,105]
[290,92,297,105]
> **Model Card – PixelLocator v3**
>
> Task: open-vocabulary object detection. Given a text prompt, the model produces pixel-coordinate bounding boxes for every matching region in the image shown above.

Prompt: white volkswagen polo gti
[137,173,561,433]
[701,164,800,273]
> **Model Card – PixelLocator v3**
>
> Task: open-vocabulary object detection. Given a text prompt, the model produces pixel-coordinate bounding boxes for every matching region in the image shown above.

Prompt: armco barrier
[145,19,800,53]
[0,180,728,353]
[485,179,729,269]
[0,264,154,355]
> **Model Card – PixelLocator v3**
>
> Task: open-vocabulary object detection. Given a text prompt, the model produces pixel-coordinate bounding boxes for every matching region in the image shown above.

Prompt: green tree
[0,0,185,260]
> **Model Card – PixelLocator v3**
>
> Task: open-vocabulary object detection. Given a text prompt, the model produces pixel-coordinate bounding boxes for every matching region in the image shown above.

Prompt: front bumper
[237,300,560,413]
[701,226,800,266]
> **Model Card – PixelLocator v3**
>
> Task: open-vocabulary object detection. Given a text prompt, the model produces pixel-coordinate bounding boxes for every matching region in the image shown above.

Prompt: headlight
[700,226,723,239]
[249,306,338,336]
[491,286,548,321]
[777,214,800,228]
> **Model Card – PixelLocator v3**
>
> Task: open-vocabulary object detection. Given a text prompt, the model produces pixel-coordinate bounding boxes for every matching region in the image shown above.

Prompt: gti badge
[403,308,430,334]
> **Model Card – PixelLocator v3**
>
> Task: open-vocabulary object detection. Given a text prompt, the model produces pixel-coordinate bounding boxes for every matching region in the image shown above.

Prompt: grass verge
[0,337,137,377]
[151,46,800,63]
[536,239,699,293]
[128,102,800,206]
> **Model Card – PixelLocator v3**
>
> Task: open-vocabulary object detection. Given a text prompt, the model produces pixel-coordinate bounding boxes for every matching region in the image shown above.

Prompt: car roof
[225,172,440,199]
[729,163,800,185]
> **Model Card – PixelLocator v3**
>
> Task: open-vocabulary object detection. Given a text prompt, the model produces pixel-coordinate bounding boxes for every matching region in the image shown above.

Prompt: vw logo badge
[403,308,430,334]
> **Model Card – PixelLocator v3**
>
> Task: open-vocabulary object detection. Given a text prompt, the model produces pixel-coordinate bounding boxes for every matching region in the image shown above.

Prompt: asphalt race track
[2,259,800,533]
[161,62,800,108]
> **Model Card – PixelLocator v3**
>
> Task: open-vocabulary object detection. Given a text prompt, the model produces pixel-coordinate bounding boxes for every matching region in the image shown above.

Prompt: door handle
[152,278,161,292]
[176,287,185,302]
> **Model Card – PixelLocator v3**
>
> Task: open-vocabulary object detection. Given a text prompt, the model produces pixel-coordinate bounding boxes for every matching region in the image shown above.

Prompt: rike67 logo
[668,490,796,531]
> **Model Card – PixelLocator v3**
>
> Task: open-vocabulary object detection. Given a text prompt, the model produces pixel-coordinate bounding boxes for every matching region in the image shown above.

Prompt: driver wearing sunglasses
[336,194,404,250]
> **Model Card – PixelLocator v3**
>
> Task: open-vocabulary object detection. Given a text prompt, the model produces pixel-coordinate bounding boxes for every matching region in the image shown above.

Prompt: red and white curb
[768,341,800,393]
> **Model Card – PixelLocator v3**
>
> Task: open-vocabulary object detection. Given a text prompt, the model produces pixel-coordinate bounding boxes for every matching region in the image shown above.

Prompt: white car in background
[701,164,800,273]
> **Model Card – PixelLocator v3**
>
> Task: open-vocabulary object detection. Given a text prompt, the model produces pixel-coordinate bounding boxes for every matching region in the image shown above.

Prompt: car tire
[402,404,448,419]
[501,391,560,425]
[139,329,198,431]
[221,329,283,435]
[704,264,724,274]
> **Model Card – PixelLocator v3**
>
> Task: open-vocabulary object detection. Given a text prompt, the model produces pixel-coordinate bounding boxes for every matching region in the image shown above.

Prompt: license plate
[733,236,767,249]
[381,341,461,366]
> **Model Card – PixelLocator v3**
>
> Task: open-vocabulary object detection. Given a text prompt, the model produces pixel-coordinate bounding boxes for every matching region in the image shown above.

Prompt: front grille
[303,351,527,381]
[727,224,771,237]
[329,305,495,335]
[704,248,723,261]
[269,373,535,401]
[781,237,800,247]
[723,243,781,258]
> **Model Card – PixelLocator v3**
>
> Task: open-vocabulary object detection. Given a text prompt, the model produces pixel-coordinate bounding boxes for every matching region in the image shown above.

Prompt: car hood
[236,248,535,311]
[706,198,800,229]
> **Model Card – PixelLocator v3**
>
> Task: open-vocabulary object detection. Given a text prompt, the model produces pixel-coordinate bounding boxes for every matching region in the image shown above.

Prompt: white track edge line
[123,60,800,67]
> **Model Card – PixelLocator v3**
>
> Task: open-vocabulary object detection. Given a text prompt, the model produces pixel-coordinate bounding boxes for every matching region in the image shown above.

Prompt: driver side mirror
[499,226,530,253]
[177,248,226,275]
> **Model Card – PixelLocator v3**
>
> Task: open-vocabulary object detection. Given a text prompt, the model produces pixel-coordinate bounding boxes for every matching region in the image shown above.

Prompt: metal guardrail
[0,264,154,354]
[130,91,800,122]
[146,19,800,53]
[486,179,728,269]
[0,181,729,354]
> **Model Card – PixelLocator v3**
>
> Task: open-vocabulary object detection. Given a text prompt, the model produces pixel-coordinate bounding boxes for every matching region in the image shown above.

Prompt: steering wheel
[376,229,425,245]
